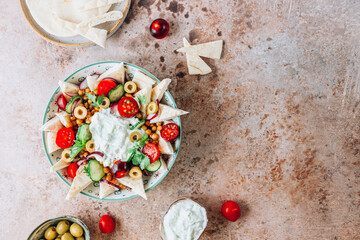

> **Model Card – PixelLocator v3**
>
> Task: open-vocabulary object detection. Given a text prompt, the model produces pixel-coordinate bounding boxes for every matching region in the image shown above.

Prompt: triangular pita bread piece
[97,63,125,84]
[99,181,116,199]
[117,175,147,200]
[186,52,212,75]
[75,26,108,48]
[40,116,63,132]
[177,39,223,59]
[50,158,71,172]
[55,112,71,128]
[58,81,80,101]
[87,74,100,91]
[46,131,61,153]
[78,11,123,28]
[157,131,174,155]
[150,104,189,123]
[132,70,156,90]
[183,37,190,47]
[134,87,152,117]
[151,78,171,102]
[75,0,123,11]
[158,157,168,172]
[66,165,92,200]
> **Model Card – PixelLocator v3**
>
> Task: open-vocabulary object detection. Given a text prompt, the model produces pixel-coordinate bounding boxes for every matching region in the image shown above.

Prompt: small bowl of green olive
[27,216,90,240]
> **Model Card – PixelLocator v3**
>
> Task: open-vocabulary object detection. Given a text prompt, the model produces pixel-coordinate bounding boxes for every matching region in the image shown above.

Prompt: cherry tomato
[150,18,169,39]
[57,94,67,111]
[160,123,179,141]
[97,79,117,97]
[67,162,79,179]
[99,215,115,234]
[115,170,127,178]
[118,97,139,118]
[142,143,160,163]
[55,128,75,149]
[221,201,241,222]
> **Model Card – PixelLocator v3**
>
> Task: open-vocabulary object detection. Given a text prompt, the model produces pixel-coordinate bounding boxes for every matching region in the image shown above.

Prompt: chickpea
[88,100,92,104]
[67,122,73,128]
[84,103,89,108]
[145,129,152,135]
[119,183,127,189]
[151,126,157,132]
[78,90,83,96]
[83,96,88,101]
[103,167,110,173]
[91,110,96,114]
[142,125,148,131]
[89,105,94,110]
[94,89,98,95]
[85,88,90,93]
[152,140,159,145]
[76,119,83,125]
[125,93,133,97]
[90,91,94,95]
[94,107,100,111]
[145,121,150,126]
[83,152,89,157]
[150,124,155,128]
[156,122,163,126]
[157,126,163,131]
[85,119,91,124]
[111,178,118,184]
[136,113,142,119]
[70,116,76,121]
[151,133,159,140]
[106,174,112,182]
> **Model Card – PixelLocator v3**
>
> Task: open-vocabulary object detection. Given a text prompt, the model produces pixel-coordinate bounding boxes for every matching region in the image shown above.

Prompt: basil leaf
[70,140,85,159]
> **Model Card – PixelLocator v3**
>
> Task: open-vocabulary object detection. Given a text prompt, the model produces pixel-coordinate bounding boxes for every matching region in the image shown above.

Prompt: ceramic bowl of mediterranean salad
[41,61,188,201]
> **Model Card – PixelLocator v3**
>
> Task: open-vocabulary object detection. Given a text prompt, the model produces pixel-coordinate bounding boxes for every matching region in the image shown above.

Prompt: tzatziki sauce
[162,199,208,240]
[89,109,139,167]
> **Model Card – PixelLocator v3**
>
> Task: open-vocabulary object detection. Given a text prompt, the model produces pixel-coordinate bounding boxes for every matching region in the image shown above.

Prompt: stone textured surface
[1,0,360,239]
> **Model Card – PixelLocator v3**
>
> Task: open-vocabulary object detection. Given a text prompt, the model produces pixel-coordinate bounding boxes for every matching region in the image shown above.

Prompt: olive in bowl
[27,216,90,240]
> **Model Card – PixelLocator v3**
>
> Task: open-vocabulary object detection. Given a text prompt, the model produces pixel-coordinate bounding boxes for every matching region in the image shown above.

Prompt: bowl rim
[19,0,131,47]
[27,215,90,240]
[42,61,182,201]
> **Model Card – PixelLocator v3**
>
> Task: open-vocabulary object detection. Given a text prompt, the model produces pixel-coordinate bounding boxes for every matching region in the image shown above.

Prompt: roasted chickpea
[152,140,159,145]
[76,119,83,125]
[56,220,70,235]
[151,126,157,132]
[150,133,159,140]
[106,174,112,182]
[119,183,127,189]
[103,167,110,173]
[136,113,142,119]
[89,105,94,110]
[88,99,92,104]
[145,121,150,126]
[141,125,148,131]
[145,129,152,135]
[94,107,100,111]
[156,122,163,126]
[94,89,98,95]
[129,166,142,179]
[83,96,88,101]
[111,178,118,184]
[125,93,133,97]
[157,126,163,131]
[69,223,83,238]
[70,116,76,121]
[85,88,90,93]
[85,118,91,124]
[44,226,57,240]
[61,232,74,240]
[77,90,83,95]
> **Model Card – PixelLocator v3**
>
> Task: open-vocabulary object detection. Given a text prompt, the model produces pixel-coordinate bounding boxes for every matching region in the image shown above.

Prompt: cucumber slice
[108,85,125,103]
[76,124,92,144]
[66,96,82,114]
[130,120,146,130]
[145,159,162,172]
[88,159,105,181]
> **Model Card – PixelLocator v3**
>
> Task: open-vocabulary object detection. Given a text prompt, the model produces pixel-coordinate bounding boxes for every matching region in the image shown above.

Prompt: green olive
[55,238,61,240]
[61,232,74,240]
[70,223,83,237]
[56,220,70,234]
[76,237,85,240]
[44,226,57,240]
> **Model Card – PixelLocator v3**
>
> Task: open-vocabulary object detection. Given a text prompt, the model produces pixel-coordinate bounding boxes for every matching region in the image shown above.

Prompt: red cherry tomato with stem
[221,201,241,222]
[55,128,75,149]
[142,143,160,163]
[99,215,115,234]
[97,79,117,97]
[115,170,127,178]
[67,162,79,179]
[160,123,179,141]
[118,97,139,118]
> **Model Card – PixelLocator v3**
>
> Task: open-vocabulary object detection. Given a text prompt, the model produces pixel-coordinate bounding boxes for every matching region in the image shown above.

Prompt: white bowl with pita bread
[20,0,131,47]
[42,61,186,201]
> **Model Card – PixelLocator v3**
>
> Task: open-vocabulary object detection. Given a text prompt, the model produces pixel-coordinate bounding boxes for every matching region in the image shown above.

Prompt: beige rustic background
[1,0,360,239]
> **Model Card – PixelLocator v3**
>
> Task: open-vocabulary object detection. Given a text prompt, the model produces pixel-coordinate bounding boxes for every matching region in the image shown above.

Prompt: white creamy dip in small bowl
[160,198,208,240]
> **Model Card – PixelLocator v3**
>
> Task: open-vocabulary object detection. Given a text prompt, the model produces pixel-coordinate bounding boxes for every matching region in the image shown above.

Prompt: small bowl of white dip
[160,198,208,240]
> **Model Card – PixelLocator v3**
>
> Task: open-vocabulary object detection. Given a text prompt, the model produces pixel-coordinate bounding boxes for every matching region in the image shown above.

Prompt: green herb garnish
[127,134,150,170]
[69,140,85,159]
[137,95,146,105]
[85,92,104,107]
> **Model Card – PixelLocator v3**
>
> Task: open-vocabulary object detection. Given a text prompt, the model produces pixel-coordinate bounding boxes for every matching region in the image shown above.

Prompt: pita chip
[97,63,125,84]
[66,165,92,200]
[134,86,152,117]
[150,104,188,123]
[99,181,116,199]
[132,70,156,90]
[157,131,174,155]
[40,116,63,132]
[50,158,71,172]
[118,175,147,200]
[151,78,171,102]
[46,131,61,153]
